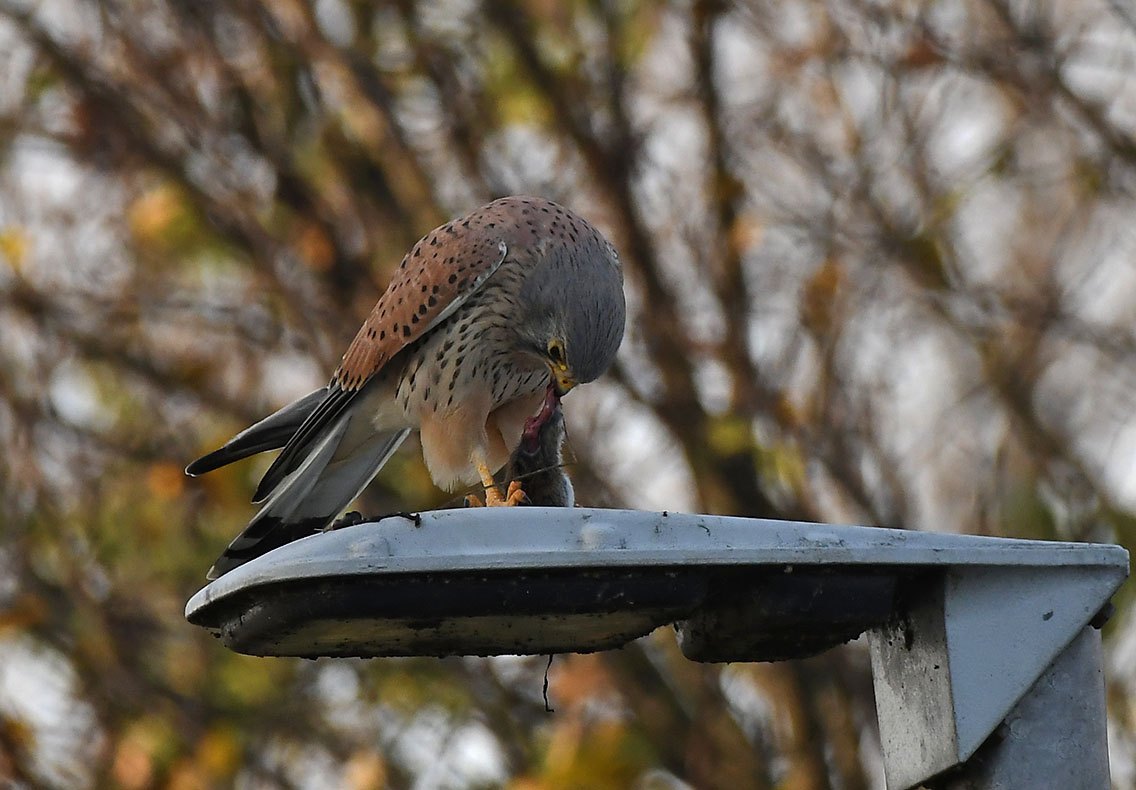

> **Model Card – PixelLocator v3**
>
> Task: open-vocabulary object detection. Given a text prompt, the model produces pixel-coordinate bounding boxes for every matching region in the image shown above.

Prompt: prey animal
[501,384,574,508]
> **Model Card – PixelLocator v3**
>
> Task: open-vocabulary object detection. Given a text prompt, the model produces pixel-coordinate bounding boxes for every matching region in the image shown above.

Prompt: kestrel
[187,196,625,578]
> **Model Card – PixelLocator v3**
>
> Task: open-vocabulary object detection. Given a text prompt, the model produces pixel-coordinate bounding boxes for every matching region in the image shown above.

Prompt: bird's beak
[551,368,577,397]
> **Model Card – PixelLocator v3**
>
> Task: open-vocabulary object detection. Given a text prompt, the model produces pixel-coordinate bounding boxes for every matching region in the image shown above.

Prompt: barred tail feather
[205,425,410,579]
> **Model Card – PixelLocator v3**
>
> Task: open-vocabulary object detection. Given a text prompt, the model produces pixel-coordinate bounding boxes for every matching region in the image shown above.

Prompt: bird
[502,383,574,508]
[186,196,625,578]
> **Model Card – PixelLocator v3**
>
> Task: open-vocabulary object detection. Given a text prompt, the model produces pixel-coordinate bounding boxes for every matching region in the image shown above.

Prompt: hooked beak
[552,370,577,397]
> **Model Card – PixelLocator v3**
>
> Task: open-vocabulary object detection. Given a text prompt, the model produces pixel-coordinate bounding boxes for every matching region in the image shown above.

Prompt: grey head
[515,213,625,394]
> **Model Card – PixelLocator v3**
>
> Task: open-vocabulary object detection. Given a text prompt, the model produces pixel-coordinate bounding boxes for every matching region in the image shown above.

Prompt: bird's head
[517,231,626,396]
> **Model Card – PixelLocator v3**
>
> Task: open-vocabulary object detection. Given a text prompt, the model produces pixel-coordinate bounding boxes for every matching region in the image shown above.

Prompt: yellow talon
[473,460,526,506]
[505,479,529,506]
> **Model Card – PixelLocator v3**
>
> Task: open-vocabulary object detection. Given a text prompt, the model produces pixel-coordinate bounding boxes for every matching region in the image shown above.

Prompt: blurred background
[1,0,1135,787]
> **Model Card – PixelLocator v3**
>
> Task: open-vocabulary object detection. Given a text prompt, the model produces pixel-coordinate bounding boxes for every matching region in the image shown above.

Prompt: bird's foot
[473,459,510,507]
[505,479,531,506]
[484,484,507,506]
[466,482,522,506]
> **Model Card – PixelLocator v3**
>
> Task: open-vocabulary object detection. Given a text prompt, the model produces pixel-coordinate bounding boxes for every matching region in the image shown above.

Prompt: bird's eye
[547,339,565,364]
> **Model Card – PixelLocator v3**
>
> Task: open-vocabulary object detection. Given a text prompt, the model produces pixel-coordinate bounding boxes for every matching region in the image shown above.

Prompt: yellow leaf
[216,656,288,706]
[728,213,764,258]
[770,441,807,492]
[0,226,30,272]
[344,751,387,789]
[147,462,185,499]
[112,735,154,790]
[167,761,208,790]
[294,221,335,272]
[706,414,753,456]
[196,725,241,777]
[129,185,182,243]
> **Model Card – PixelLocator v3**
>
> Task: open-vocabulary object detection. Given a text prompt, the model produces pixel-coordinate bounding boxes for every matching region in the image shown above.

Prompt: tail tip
[185,452,221,477]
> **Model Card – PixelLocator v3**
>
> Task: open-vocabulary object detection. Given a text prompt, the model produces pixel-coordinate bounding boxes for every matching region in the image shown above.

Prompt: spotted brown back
[334,196,595,391]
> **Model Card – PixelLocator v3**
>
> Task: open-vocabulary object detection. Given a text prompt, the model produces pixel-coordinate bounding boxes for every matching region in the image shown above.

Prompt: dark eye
[547,340,565,364]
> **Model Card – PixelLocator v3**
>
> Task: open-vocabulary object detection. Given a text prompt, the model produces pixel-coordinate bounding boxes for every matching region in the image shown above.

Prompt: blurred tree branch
[1,0,1134,787]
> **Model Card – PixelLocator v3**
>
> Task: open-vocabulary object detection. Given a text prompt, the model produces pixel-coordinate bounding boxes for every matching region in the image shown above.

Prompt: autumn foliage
[1,1,1136,788]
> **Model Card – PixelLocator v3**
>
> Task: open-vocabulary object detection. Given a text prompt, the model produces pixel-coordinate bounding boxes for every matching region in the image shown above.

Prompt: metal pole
[941,626,1109,790]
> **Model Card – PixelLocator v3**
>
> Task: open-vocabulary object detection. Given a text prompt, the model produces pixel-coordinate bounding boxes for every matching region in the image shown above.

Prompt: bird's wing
[335,235,509,389]
[252,235,508,502]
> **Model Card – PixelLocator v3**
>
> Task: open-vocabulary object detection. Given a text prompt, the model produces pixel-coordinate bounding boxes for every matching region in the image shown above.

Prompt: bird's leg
[476,459,507,506]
